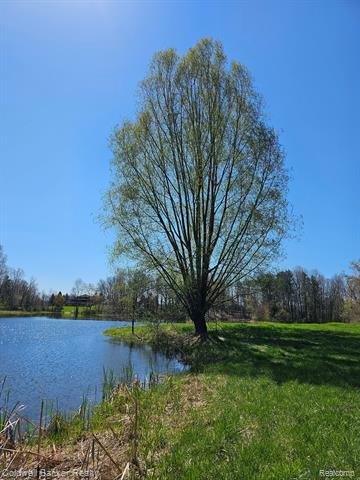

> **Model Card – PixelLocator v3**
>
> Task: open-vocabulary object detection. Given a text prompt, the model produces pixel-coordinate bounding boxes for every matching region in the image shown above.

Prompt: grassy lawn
[61,305,88,317]
[0,310,49,317]
[0,307,86,318]
[103,322,360,479]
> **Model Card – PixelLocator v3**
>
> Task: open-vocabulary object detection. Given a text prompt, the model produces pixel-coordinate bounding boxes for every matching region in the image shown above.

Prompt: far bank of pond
[0,309,130,320]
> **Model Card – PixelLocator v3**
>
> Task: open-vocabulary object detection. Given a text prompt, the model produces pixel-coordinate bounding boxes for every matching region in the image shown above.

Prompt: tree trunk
[132,300,135,335]
[191,311,208,339]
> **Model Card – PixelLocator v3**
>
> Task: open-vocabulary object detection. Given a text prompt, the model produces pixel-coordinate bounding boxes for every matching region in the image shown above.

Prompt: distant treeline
[0,245,359,323]
[232,269,349,323]
[0,246,43,311]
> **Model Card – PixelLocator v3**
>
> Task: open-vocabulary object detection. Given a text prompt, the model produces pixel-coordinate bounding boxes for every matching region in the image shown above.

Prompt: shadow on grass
[190,325,360,389]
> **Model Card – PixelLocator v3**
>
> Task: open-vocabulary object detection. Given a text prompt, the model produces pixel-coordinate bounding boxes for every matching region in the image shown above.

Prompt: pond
[0,316,185,421]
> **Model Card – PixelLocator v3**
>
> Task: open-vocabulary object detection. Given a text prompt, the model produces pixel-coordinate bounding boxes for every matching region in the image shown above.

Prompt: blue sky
[0,0,359,293]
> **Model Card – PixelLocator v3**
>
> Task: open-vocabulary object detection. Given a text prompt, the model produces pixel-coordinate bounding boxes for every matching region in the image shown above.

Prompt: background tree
[71,278,86,317]
[125,269,152,333]
[0,245,7,281]
[54,291,64,312]
[104,39,291,337]
[98,275,122,313]
[235,267,346,323]
[49,293,55,311]
[0,245,8,308]
[72,278,86,298]
[344,260,360,322]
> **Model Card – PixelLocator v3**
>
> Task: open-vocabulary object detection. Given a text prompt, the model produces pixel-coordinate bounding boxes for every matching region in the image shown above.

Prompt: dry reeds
[0,369,161,479]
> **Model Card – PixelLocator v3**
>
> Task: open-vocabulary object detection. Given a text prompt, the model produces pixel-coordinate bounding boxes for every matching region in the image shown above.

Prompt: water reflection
[0,317,185,420]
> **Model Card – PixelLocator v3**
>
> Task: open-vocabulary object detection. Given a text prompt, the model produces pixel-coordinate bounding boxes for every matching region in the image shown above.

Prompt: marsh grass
[0,363,166,478]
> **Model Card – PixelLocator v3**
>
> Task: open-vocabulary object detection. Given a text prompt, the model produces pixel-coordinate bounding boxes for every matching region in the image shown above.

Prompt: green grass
[61,305,88,317]
[104,322,360,479]
[0,306,95,318]
[0,310,49,317]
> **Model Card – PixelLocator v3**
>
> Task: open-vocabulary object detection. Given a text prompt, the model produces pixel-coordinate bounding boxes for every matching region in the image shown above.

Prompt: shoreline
[0,310,133,321]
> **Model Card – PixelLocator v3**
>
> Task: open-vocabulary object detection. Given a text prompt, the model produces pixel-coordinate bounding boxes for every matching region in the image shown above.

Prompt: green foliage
[53,291,64,311]
[104,39,292,333]
[46,411,70,439]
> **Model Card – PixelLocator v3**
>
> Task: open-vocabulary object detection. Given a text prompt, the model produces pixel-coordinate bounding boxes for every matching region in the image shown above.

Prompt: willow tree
[105,39,290,337]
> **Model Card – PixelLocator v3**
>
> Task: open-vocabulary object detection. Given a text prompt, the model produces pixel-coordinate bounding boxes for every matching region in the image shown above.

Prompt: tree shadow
[195,325,360,389]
